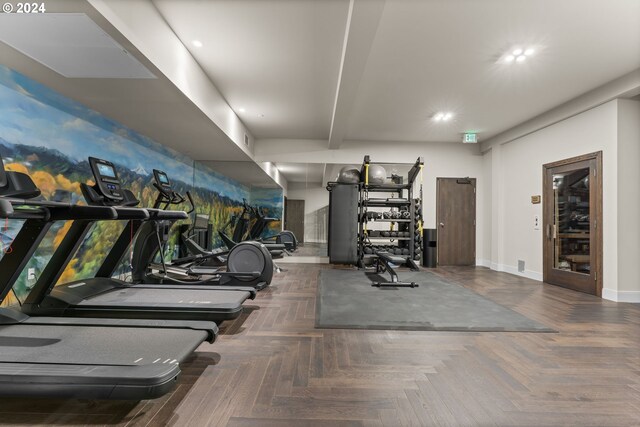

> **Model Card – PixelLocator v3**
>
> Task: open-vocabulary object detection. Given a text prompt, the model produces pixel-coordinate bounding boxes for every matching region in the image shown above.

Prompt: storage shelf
[362,183,412,191]
[364,237,412,241]
[362,201,411,207]
[363,219,412,223]
[354,156,422,269]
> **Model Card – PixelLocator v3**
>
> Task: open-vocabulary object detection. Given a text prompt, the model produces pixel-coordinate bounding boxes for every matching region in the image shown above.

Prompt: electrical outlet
[534,215,540,230]
[27,268,36,280]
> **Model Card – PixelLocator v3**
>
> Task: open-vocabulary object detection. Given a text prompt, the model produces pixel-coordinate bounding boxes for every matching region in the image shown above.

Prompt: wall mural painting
[0,65,282,305]
[250,187,284,237]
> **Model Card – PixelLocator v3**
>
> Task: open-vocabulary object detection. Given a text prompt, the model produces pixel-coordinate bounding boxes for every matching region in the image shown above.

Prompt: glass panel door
[543,152,602,297]
[552,167,591,274]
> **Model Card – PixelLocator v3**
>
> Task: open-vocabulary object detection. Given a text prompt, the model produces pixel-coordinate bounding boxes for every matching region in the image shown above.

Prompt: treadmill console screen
[97,163,116,178]
[88,157,124,202]
[153,169,172,190]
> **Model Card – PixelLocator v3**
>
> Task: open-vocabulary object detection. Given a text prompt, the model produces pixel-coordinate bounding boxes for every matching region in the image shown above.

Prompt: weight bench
[372,251,420,288]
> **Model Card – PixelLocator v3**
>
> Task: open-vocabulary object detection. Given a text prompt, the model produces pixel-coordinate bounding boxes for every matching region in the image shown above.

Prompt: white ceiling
[153,0,640,144]
[346,0,640,142]
[0,1,257,163]
[0,13,155,78]
[275,163,325,184]
[200,161,280,188]
[1,0,638,191]
[153,0,350,140]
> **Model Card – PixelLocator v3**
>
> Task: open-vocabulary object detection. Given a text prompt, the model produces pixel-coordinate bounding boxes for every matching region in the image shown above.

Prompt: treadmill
[1,158,255,323]
[0,168,217,400]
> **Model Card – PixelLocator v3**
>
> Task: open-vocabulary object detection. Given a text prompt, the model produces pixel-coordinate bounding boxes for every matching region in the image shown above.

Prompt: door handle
[439,222,445,227]
[546,224,551,239]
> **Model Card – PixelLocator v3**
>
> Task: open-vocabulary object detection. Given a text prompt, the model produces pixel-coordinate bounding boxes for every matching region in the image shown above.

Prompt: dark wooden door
[285,199,305,244]
[543,152,602,296]
[436,178,476,266]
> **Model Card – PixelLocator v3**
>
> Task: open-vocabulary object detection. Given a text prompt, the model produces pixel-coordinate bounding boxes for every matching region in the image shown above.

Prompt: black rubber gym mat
[316,269,555,332]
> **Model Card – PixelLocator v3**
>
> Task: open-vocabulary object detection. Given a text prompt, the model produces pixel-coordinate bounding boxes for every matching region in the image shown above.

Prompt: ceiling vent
[0,13,155,79]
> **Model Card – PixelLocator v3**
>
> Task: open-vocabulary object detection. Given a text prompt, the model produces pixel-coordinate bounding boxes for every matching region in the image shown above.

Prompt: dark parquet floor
[0,265,639,426]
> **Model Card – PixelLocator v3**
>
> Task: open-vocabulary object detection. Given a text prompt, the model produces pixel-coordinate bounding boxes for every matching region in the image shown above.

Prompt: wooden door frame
[542,151,602,297]
[436,177,477,266]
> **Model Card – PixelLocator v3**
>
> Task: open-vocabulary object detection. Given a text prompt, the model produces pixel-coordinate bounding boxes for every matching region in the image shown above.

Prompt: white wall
[287,183,330,243]
[488,100,622,295]
[616,100,640,300]
[272,142,487,260]
[479,150,492,267]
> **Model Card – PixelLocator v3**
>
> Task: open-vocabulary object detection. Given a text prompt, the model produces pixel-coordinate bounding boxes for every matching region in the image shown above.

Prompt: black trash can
[422,228,437,268]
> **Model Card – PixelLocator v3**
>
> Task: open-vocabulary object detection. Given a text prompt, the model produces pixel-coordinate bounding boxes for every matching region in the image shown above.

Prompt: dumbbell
[381,231,389,237]
[415,247,421,255]
[364,246,373,254]
[382,211,391,219]
[401,211,410,219]
[394,248,402,255]
[402,248,410,255]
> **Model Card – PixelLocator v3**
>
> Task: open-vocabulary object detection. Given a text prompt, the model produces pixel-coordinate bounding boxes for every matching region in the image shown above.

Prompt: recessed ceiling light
[433,112,453,122]
[238,107,246,113]
[192,40,203,48]
[501,46,536,64]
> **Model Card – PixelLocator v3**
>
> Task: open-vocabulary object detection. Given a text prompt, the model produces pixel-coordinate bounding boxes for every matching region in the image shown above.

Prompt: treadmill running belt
[0,325,205,365]
[78,288,248,309]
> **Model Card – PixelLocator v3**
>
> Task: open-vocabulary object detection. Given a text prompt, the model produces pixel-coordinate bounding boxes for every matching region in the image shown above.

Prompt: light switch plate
[534,215,540,230]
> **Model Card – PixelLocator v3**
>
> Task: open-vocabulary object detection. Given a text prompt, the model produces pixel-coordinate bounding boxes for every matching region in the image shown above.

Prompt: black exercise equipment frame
[357,155,424,269]
[371,251,419,288]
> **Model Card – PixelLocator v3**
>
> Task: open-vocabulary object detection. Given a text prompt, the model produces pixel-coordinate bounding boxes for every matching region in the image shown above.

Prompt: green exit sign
[463,133,478,143]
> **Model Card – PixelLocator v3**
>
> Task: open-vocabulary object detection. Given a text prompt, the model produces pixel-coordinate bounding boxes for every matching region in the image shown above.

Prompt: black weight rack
[357,156,424,269]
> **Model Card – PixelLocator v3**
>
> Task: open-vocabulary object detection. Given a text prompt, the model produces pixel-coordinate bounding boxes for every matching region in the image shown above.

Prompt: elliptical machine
[137,169,273,290]
[218,200,290,259]
[247,204,298,251]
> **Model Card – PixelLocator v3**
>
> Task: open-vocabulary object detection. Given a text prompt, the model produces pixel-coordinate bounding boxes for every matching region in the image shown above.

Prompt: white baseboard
[602,288,640,303]
[476,259,490,267]
[489,263,543,282]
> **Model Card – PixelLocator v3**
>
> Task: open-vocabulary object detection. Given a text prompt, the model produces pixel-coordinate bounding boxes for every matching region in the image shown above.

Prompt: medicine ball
[366,164,387,185]
[337,165,360,183]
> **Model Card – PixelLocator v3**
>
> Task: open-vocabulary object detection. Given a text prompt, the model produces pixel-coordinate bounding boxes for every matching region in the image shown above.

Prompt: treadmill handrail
[1,197,118,221]
[113,207,150,220]
[48,205,117,221]
[146,208,188,220]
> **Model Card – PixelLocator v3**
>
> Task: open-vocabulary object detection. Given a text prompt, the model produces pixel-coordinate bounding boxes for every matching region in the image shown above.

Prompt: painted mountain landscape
[0,66,282,305]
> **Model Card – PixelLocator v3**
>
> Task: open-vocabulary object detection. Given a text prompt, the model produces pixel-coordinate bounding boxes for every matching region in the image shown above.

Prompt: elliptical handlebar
[184,191,195,215]
[152,181,194,214]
